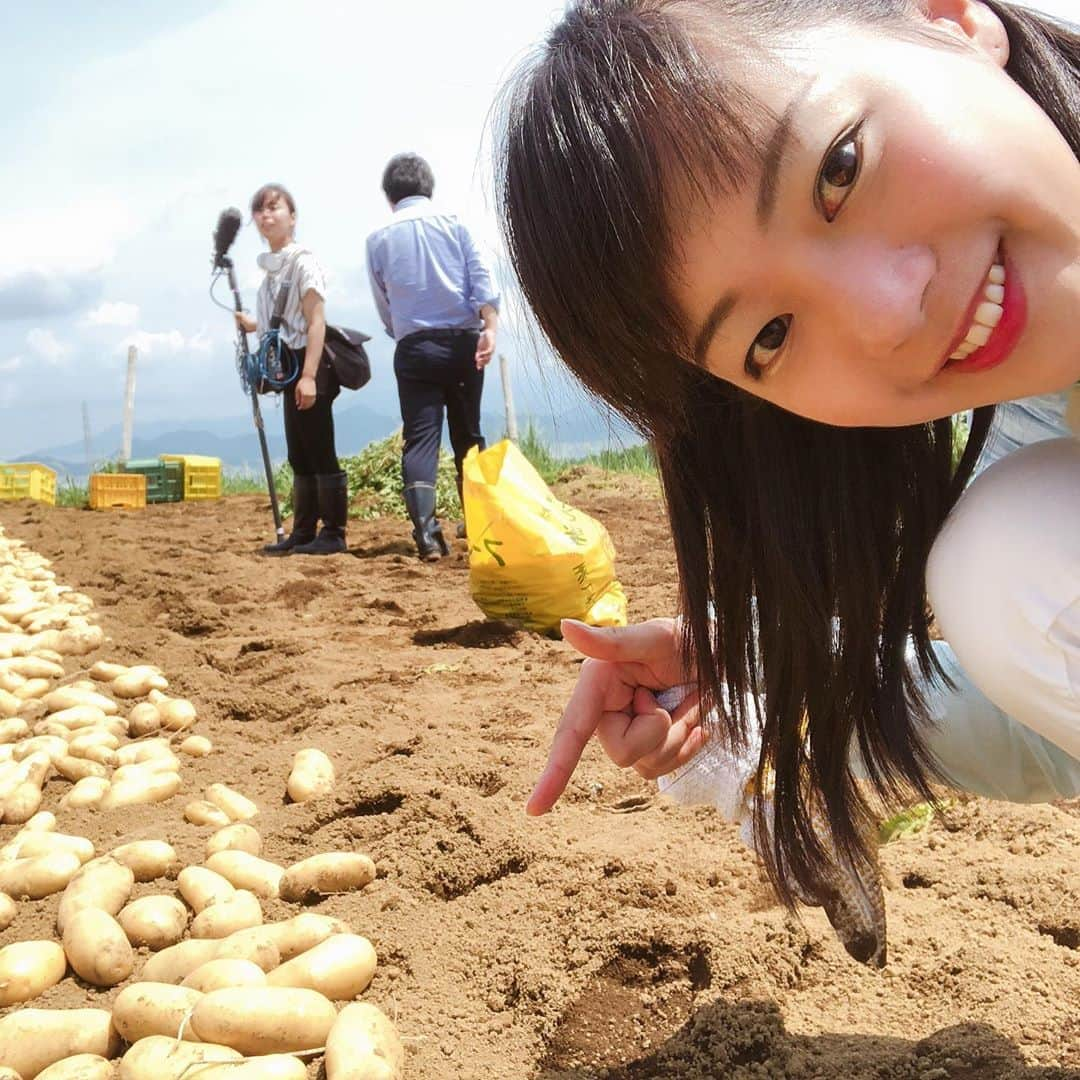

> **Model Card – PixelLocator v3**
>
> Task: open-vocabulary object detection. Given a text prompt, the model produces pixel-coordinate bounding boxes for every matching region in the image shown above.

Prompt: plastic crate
[89,472,146,511]
[160,454,222,500]
[0,463,56,505]
[122,458,183,504]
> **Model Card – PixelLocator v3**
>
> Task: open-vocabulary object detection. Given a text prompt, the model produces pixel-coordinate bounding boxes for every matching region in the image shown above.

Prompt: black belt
[399,327,478,346]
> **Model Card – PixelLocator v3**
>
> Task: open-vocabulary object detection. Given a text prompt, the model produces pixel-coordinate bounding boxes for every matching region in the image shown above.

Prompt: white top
[255,243,327,350]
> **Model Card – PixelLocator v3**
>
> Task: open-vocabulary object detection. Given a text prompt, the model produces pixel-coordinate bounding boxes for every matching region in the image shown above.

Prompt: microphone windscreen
[213,207,243,258]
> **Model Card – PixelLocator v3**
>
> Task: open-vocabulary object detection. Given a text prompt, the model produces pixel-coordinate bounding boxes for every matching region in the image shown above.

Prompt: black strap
[269,251,301,331]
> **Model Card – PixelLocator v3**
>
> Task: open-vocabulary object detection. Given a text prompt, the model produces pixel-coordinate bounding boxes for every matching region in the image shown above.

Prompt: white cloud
[26,328,70,364]
[0,356,22,373]
[119,328,216,357]
[84,301,139,327]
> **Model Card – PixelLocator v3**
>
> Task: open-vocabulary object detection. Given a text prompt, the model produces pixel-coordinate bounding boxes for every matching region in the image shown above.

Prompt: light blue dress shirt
[365,196,500,342]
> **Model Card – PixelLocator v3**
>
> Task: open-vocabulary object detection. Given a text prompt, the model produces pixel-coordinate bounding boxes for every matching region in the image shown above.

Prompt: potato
[280,852,376,902]
[63,908,134,987]
[147,692,196,732]
[15,678,51,701]
[0,851,82,899]
[110,840,178,882]
[191,1055,308,1080]
[13,735,68,763]
[138,939,220,985]
[0,1069,20,1080]
[0,688,21,719]
[205,852,284,900]
[113,738,171,767]
[67,730,119,755]
[206,823,261,858]
[98,769,180,810]
[56,856,134,934]
[184,801,231,829]
[44,689,117,716]
[181,958,267,993]
[60,777,110,810]
[6,832,94,864]
[0,940,66,1006]
[190,986,338,1055]
[205,784,258,822]
[140,929,278,985]
[325,1002,404,1080]
[0,717,30,743]
[267,934,377,1000]
[54,755,109,783]
[20,810,56,832]
[212,928,280,972]
[111,756,179,784]
[179,735,212,757]
[112,983,203,1044]
[286,748,334,803]
[53,625,105,656]
[116,1036,241,1080]
[224,913,349,963]
[117,895,188,950]
[190,890,262,939]
[178,866,235,913]
[110,668,168,699]
[0,1009,120,1080]
[3,655,64,680]
[0,891,15,931]
[46,706,108,731]
[35,1055,114,1080]
[89,661,128,682]
[125,703,161,738]
[3,781,44,824]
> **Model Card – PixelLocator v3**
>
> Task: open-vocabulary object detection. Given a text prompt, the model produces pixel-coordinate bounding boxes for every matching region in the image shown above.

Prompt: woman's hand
[234,311,257,334]
[526,617,707,815]
[295,375,317,410]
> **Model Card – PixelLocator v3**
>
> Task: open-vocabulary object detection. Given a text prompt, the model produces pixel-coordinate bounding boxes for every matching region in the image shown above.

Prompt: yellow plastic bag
[462,440,628,635]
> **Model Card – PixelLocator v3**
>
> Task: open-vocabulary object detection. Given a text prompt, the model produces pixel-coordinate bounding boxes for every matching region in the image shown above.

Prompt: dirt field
[1,473,1078,1079]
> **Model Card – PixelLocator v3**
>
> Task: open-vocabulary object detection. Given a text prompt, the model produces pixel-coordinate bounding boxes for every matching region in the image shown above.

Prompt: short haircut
[381,154,435,203]
[250,183,296,216]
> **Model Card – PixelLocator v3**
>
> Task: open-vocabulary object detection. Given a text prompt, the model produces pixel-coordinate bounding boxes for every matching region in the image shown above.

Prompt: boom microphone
[212,206,243,267]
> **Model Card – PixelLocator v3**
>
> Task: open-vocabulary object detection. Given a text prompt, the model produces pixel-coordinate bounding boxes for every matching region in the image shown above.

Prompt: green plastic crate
[122,458,183,504]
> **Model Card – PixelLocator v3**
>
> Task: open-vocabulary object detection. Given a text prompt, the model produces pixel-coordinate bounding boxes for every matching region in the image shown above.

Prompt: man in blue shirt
[366,154,500,560]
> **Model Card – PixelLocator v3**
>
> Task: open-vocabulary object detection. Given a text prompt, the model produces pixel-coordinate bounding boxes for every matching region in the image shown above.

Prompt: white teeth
[974,301,1003,328]
[953,261,1007,356]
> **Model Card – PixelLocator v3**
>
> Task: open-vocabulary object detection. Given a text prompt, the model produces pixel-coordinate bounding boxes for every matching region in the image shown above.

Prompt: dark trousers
[282,348,340,475]
[394,329,485,489]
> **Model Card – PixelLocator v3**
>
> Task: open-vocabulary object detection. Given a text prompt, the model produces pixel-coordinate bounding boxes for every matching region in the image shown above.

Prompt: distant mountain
[18,395,642,482]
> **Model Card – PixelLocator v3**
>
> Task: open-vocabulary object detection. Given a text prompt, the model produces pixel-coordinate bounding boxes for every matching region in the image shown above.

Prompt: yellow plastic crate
[0,463,56,505]
[89,472,146,511]
[160,454,222,500]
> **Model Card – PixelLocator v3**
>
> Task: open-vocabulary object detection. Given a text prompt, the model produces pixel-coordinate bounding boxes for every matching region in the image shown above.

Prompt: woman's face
[670,3,1080,426]
[254,192,295,250]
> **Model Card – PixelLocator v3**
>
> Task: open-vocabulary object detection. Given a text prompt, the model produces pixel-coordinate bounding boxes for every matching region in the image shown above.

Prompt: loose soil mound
[1,474,1077,1079]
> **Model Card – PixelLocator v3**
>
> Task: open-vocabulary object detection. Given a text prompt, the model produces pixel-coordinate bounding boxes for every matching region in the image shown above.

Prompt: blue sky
[1,0,1075,459]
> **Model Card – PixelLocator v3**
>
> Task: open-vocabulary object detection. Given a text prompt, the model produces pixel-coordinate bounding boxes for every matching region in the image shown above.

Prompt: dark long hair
[497,0,1080,908]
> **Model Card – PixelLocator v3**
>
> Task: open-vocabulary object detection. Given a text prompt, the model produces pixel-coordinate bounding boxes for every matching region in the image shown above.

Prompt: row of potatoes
[0,529,403,1077]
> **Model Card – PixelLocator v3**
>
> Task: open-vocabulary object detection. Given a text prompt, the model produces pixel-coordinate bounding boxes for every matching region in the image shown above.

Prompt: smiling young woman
[497,0,1080,963]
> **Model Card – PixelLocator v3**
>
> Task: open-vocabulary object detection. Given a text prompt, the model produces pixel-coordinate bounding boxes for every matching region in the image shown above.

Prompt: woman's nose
[802,240,936,359]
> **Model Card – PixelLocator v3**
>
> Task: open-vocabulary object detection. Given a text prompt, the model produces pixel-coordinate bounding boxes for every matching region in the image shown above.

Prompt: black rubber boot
[454,473,466,540]
[262,474,317,556]
[404,484,449,561]
[294,471,348,555]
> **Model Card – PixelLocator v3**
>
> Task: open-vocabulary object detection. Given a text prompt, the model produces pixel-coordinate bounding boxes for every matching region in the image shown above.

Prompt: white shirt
[255,243,327,350]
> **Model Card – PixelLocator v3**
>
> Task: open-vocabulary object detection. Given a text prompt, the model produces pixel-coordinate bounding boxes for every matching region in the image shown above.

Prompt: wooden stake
[499,353,518,443]
[121,345,137,463]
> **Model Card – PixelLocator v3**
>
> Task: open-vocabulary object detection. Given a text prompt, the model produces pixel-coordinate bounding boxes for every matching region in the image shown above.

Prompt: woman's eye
[745,315,792,378]
[816,127,862,222]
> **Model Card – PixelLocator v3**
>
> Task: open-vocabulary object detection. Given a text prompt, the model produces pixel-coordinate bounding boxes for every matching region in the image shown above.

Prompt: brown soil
[1,473,1078,1080]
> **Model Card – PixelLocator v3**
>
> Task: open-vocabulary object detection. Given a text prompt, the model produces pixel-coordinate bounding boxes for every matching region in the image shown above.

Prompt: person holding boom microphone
[235,183,349,556]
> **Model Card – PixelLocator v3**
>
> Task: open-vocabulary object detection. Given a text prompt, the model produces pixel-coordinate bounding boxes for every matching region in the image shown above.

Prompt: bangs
[498,0,769,429]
